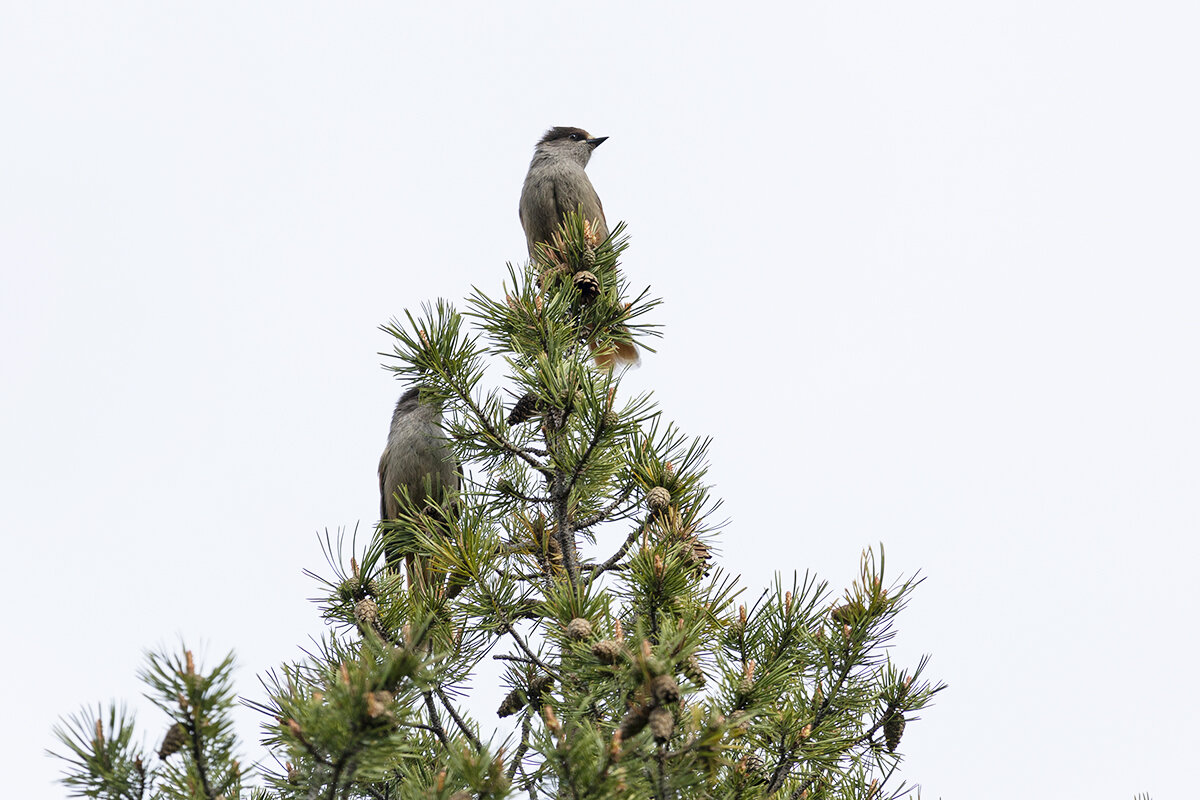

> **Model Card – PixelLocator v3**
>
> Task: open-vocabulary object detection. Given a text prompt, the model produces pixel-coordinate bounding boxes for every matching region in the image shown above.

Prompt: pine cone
[581,245,598,271]
[592,639,623,664]
[507,392,542,426]
[648,706,674,742]
[646,486,671,512]
[617,704,650,739]
[158,722,187,759]
[831,603,861,625]
[650,674,680,705]
[336,575,364,602]
[741,753,766,784]
[566,617,594,641]
[884,712,906,752]
[496,687,525,718]
[682,654,705,687]
[682,535,712,575]
[573,270,601,302]
[354,597,380,629]
[528,674,554,707]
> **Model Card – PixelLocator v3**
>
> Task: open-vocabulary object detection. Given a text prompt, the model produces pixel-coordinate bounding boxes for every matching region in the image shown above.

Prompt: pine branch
[422,691,450,748]
[591,514,650,576]
[502,621,563,683]
[507,713,533,783]
[436,687,482,751]
[575,483,636,530]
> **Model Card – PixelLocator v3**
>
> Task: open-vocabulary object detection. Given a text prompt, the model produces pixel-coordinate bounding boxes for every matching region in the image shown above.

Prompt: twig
[503,622,563,682]
[425,358,552,479]
[421,692,449,748]
[506,713,533,782]
[566,418,607,496]
[575,484,635,530]
[590,516,650,578]
[654,746,669,800]
[436,687,482,751]
[519,763,537,800]
[185,715,215,800]
[493,654,537,666]
[502,488,553,505]
[766,644,858,796]
[463,391,552,478]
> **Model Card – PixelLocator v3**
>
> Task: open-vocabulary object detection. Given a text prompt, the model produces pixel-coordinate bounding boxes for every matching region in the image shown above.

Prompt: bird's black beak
[587,136,608,148]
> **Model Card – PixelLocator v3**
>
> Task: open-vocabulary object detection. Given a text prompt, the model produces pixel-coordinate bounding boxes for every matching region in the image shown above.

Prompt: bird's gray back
[378,398,458,520]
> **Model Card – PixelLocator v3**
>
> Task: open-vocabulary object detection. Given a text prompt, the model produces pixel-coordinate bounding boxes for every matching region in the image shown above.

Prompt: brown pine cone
[650,674,680,705]
[648,706,674,742]
[566,618,594,641]
[573,270,601,302]
[592,639,623,664]
[617,704,650,739]
[158,722,187,759]
[507,392,542,426]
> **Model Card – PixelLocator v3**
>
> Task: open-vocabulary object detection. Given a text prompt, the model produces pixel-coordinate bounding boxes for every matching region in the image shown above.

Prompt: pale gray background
[3,2,1197,797]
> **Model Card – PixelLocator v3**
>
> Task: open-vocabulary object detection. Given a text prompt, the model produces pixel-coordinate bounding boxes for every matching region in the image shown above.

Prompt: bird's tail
[590,335,640,371]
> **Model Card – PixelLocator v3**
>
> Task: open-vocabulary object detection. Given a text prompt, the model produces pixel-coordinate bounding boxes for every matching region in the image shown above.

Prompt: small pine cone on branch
[336,575,364,602]
[592,639,623,664]
[831,604,856,625]
[507,392,542,426]
[682,654,706,687]
[580,243,598,271]
[648,706,674,742]
[646,486,671,512]
[354,597,380,629]
[884,712,906,752]
[158,722,187,759]
[527,675,554,708]
[650,674,680,705]
[682,534,712,575]
[617,704,650,739]
[573,270,601,302]
[565,617,594,641]
[496,687,526,718]
[741,753,766,784]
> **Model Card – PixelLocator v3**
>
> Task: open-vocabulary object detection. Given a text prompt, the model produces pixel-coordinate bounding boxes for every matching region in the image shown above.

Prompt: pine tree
[53,214,945,799]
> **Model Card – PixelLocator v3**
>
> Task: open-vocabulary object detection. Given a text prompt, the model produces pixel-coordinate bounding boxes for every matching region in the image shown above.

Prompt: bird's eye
[568,133,580,141]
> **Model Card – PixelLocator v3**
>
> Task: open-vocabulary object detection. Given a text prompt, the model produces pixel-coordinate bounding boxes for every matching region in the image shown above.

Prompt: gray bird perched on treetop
[519,126,639,368]
[378,386,460,592]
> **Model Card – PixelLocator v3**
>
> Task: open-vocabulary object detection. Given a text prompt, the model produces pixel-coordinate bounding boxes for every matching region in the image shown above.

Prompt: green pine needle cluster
[52,214,944,800]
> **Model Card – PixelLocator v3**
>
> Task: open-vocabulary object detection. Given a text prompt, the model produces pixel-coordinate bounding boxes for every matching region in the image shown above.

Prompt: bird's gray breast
[520,159,606,254]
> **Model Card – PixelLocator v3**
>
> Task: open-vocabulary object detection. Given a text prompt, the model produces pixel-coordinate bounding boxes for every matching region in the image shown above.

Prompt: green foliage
[52,648,245,800]
[52,214,944,799]
[52,703,147,800]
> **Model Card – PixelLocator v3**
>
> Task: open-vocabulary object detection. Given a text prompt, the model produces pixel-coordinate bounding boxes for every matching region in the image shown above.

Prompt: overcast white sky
[3,3,1198,798]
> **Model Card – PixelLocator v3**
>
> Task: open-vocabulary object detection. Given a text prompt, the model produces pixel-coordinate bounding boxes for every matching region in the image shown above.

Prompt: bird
[519,126,638,368]
[378,386,461,592]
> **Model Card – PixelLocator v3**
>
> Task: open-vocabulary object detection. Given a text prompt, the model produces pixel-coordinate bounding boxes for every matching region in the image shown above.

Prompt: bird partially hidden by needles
[519,125,639,369]
[378,386,462,596]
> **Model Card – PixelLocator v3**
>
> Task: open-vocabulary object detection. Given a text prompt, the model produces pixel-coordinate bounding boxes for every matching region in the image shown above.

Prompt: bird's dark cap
[539,126,605,146]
